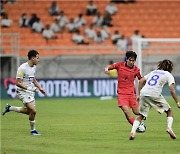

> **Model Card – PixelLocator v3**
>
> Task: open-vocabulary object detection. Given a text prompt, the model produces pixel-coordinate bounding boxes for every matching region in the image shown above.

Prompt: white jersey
[16,62,36,91]
[140,70,175,97]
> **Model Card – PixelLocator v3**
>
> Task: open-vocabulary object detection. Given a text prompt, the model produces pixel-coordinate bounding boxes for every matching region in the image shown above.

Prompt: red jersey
[108,62,142,96]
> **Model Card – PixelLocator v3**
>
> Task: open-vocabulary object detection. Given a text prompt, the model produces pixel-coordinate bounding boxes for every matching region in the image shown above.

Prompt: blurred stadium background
[1,0,180,98]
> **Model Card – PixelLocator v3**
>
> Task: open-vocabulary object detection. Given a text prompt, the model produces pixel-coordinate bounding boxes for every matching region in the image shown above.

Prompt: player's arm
[138,77,146,95]
[16,68,38,92]
[16,78,28,89]
[16,78,38,92]
[104,66,110,75]
[33,78,46,95]
[169,83,180,108]
[104,63,117,74]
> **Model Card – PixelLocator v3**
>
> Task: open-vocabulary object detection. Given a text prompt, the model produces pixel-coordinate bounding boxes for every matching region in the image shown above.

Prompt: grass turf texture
[1,97,180,154]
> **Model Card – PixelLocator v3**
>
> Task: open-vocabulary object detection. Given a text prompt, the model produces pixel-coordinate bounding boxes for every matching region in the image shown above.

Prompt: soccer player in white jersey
[129,59,180,140]
[2,50,46,135]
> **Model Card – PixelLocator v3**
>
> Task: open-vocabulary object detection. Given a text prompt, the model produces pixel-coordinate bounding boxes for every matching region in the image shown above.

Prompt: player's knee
[133,110,139,115]
[31,109,37,115]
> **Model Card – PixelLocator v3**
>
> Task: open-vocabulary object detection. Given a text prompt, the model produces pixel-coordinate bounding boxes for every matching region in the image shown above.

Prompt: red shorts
[117,94,139,108]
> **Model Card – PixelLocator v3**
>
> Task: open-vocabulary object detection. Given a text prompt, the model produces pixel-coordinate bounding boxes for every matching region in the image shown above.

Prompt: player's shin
[131,120,140,134]
[29,120,36,131]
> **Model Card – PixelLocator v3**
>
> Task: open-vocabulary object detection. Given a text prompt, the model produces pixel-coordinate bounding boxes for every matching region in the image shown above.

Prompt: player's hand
[27,86,38,92]
[104,67,109,74]
[39,88,46,95]
[177,102,180,108]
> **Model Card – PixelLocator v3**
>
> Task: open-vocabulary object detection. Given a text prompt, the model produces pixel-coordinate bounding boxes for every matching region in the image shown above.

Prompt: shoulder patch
[17,71,24,77]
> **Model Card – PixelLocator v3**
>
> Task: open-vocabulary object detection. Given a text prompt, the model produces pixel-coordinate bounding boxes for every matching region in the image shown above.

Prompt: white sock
[131,120,140,133]
[167,117,173,129]
[9,106,22,113]
[30,120,36,131]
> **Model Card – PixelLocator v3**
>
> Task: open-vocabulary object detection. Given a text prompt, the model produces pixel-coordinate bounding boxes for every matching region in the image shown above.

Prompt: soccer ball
[136,122,146,133]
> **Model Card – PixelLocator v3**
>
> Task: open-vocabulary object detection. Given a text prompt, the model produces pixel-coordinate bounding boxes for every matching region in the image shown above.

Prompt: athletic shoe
[2,104,11,116]
[31,130,41,136]
[129,132,135,140]
[166,128,176,139]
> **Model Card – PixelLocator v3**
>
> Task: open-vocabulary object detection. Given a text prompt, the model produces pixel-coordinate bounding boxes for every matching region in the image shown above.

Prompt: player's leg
[2,90,33,115]
[129,114,144,140]
[165,109,176,139]
[24,102,40,135]
[2,103,30,115]
[120,106,135,125]
[118,95,137,125]
[151,95,176,139]
[130,97,139,115]
[20,90,40,135]
[129,96,149,140]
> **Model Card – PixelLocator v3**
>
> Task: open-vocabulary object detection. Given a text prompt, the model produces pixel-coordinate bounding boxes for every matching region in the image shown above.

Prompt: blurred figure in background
[72,30,89,45]
[84,24,97,40]
[42,24,58,42]
[105,1,118,16]
[102,12,113,27]
[50,18,61,33]
[28,13,38,27]
[94,31,104,44]
[86,0,97,16]
[49,1,59,16]
[1,13,12,28]
[74,13,86,28]
[111,30,122,44]
[56,11,68,29]
[32,17,44,33]
[116,35,128,51]
[93,12,103,27]
[66,18,79,33]
[19,13,29,28]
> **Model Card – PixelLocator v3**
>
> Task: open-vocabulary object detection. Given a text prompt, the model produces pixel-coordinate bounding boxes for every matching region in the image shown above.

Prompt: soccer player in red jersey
[104,51,142,126]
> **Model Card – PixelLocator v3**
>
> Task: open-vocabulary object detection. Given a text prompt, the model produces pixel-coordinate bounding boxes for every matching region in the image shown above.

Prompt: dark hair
[126,51,137,60]
[28,50,39,60]
[157,59,173,73]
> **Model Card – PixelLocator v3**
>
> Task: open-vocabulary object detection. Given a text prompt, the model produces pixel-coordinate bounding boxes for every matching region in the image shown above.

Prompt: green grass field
[1,97,180,154]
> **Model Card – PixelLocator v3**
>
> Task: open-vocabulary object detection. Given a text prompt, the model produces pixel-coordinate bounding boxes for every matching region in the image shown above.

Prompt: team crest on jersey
[17,71,24,77]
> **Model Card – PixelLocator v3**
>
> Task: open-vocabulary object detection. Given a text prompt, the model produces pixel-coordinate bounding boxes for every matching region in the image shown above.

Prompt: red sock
[128,117,135,125]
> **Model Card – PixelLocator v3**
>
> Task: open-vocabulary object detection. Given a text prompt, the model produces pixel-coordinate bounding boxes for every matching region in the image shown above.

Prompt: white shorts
[139,95,171,118]
[17,89,36,105]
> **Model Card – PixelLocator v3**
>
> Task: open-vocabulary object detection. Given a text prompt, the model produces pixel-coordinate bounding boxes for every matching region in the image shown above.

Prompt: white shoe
[166,128,176,139]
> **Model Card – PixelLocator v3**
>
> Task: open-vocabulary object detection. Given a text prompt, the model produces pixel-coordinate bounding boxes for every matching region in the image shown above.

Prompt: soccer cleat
[129,132,135,140]
[2,104,11,116]
[31,130,41,136]
[166,128,176,139]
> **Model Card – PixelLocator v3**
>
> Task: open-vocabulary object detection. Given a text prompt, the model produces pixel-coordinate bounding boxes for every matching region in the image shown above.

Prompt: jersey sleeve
[144,73,151,80]
[16,66,25,79]
[136,70,142,80]
[135,66,142,80]
[108,62,119,70]
[167,73,175,86]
